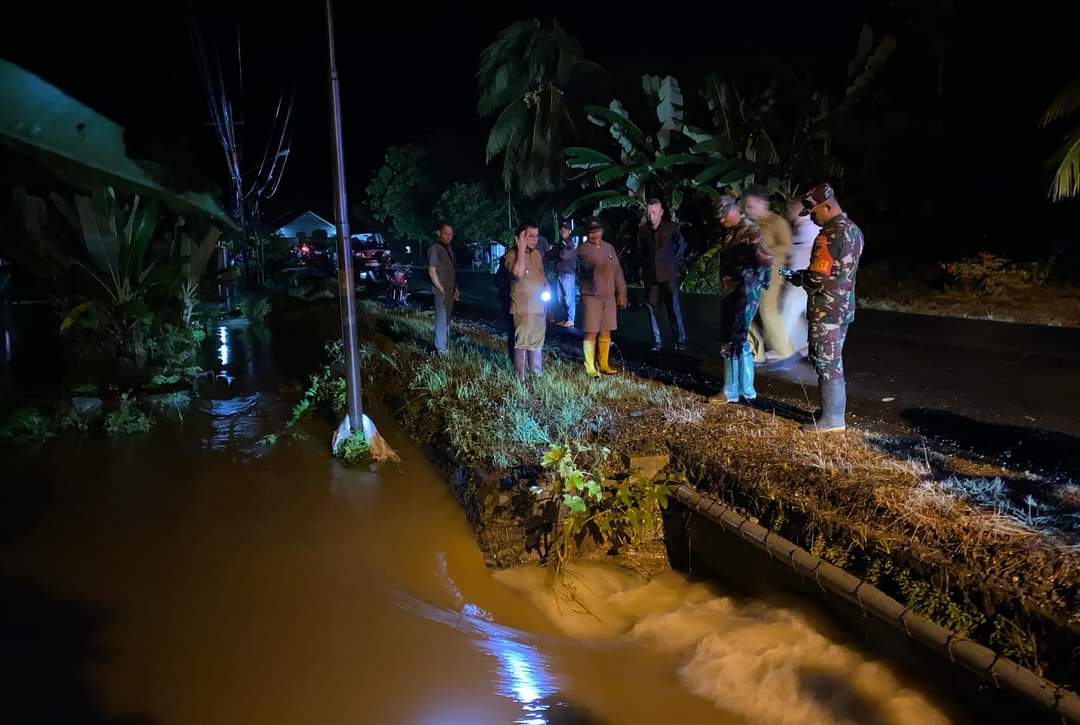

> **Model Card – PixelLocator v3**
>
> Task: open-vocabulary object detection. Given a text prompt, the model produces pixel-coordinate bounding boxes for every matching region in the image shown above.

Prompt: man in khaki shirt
[502,222,550,380]
[745,186,798,370]
[576,217,628,377]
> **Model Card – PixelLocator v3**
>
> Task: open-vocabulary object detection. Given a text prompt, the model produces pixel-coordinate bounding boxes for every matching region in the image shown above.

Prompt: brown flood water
[1,319,959,724]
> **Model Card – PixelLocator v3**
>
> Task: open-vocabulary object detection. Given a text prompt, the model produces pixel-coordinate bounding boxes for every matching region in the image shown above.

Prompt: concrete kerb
[672,483,1080,722]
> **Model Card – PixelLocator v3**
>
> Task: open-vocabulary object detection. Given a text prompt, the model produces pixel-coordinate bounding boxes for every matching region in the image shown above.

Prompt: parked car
[351,233,393,282]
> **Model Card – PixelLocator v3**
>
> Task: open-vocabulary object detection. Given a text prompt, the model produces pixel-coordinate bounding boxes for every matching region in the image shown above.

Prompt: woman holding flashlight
[576,217,628,377]
[503,222,551,381]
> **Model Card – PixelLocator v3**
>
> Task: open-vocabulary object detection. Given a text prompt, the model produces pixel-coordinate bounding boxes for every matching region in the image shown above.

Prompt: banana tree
[564,74,756,218]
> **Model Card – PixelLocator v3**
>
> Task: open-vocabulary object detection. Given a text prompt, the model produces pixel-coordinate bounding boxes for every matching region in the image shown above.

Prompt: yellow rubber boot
[598,337,618,375]
[583,340,600,377]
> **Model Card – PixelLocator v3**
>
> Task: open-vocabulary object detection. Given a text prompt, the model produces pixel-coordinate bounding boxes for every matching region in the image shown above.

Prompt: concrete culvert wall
[668,484,1080,724]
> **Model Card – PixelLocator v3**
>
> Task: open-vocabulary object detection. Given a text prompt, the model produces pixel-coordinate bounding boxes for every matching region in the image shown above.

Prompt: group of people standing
[425,181,864,434]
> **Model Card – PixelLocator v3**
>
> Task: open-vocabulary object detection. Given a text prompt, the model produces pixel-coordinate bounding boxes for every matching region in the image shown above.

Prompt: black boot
[802,379,846,433]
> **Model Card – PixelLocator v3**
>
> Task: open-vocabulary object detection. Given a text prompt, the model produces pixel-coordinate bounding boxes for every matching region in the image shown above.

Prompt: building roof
[275,211,337,239]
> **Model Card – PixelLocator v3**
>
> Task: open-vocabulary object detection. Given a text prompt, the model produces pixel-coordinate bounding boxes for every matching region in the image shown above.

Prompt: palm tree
[1040,76,1080,201]
[478,19,602,197]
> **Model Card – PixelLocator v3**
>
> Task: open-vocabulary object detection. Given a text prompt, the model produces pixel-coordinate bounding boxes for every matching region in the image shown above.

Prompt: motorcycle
[387,263,409,306]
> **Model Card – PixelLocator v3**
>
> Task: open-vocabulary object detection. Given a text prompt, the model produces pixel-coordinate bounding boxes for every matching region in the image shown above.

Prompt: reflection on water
[395,590,560,725]
[217,325,230,366]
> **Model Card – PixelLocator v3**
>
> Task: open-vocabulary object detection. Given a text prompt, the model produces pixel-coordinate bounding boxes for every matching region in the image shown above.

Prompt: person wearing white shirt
[782,197,820,355]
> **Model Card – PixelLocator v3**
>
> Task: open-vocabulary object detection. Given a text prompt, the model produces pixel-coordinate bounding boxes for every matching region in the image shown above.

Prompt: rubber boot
[739,347,757,400]
[583,340,600,378]
[513,348,528,383]
[528,349,543,377]
[597,337,618,375]
[803,379,846,432]
[709,355,740,404]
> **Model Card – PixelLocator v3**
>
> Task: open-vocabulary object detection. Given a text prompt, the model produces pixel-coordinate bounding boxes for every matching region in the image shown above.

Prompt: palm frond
[485,100,528,160]
[1040,75,1080,128]
[1047,123,1080,201]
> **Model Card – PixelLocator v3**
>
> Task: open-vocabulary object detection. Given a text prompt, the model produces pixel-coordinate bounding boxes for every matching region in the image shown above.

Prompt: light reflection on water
[394,589,560,725]
[217,325,230,366]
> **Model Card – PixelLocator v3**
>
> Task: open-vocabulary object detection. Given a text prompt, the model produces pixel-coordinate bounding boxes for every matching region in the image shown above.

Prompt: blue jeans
[557,273,576,325]
[433,293,454,353]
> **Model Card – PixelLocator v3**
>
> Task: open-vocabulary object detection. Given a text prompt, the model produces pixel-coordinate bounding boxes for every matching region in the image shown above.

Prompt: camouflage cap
[585,216,604,232]
[713,194,739,217]
[799,182,835,216]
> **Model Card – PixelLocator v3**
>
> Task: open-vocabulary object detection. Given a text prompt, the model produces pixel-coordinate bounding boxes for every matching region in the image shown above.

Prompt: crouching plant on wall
[538,442,678,568]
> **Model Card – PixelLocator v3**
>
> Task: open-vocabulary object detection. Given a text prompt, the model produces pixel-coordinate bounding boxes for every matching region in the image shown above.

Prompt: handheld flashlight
[540,290,552,303]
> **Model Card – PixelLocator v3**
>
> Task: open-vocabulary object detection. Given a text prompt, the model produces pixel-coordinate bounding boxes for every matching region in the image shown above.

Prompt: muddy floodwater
[1,318,961,724]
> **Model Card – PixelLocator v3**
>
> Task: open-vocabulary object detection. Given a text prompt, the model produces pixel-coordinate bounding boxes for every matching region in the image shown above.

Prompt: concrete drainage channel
[668,484,1080,723]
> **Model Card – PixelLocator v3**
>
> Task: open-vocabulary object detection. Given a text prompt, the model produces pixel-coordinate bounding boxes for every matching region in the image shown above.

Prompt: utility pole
[325,0,363,434]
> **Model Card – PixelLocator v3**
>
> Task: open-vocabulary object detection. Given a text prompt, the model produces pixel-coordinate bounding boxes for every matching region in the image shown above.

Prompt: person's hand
[617,296,628,309]
[516,230,528,250]
[454,287,461,301]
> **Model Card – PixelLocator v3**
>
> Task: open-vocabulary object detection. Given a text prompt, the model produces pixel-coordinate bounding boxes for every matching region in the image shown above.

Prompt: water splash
[496,563,952,725]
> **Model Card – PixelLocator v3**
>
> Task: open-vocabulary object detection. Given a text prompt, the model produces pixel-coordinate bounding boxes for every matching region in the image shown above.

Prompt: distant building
[274,211,337,243]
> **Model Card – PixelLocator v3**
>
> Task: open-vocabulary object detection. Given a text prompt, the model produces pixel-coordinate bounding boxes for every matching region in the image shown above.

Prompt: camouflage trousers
[808,320,849,381]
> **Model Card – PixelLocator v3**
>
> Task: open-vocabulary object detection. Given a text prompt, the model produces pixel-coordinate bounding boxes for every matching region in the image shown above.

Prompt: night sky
[4,2,1078,253]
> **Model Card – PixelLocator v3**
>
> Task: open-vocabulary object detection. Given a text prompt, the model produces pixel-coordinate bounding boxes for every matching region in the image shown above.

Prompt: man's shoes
[651,342,663,352]
[675,342,686,352]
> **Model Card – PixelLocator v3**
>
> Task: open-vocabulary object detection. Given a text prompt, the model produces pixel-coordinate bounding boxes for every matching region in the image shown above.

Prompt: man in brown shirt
[577,217,627,377]
[744,186,798,370]
[502,222,550,380]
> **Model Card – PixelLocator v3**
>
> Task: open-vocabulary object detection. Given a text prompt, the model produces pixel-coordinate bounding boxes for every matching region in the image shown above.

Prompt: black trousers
[645,280,687,346]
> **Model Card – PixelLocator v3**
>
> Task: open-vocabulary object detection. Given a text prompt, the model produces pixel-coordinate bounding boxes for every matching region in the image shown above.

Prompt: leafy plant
[539,442,674,567]
[237,296,271,324]
[334,430,372,467]
[0,406,56,444]
[144,322,203,384]
[104,393,154,436]
[177,224,222,327]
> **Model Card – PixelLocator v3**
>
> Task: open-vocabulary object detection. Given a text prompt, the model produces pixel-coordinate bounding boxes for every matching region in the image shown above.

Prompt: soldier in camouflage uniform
[708,194,774,404]
[786,182,864,432]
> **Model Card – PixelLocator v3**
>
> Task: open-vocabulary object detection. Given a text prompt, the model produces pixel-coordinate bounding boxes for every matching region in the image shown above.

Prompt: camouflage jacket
[684,217,772,295]
[805,213,864,324]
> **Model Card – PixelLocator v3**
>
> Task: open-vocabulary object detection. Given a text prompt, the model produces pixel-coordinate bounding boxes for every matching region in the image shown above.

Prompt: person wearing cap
[785,182,865,433]
[502,222,551,381]
[708,194,774,404]
[577,217,627,377]
[638,198,689,351]
[744,185,798,370]
[552,219,578,328]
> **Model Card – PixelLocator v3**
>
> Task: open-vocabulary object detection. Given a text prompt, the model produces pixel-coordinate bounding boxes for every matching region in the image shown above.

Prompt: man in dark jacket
[551,219,578,327]
[638,198,688,351]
